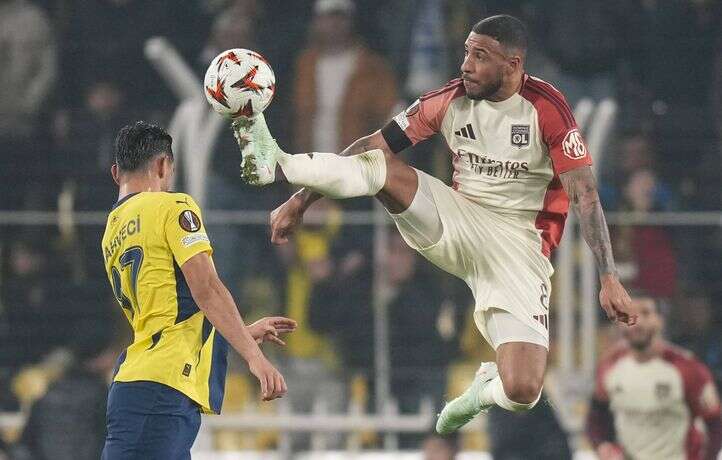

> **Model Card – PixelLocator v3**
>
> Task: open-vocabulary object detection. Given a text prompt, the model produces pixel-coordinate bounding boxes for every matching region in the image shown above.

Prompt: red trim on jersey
[520,75,591,257]
[419,78,464,101]
[534,176,568,258]
[660,344,717,460]
[523,77,575,129]
[401,79,466,146]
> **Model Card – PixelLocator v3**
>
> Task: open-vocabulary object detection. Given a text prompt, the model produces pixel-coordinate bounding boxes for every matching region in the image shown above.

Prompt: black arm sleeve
[380,120,411,154]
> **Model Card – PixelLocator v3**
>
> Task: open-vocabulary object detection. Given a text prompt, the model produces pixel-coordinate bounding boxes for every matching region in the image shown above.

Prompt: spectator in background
[307,226,373,377]
[612,168,678,299]
[53,80,129,210]
[61,0,206,111]
[0,0,56,138]
[586,293,722,460]
[383,234,457,437]
[671,292,722,390]
[0,0,57,210]
[274,200,347,449]
[532,0,632,105]
[623,1,720,206]
[487,396,573,460]
[293,0,397,154]
[11,324,117,460]
[422,430,459,460]
[0,239,58,366]
[600,132,676,212]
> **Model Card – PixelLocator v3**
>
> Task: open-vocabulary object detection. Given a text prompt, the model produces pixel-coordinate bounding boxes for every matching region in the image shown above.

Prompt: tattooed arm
[559,166,637,325]
[269,131,392,244]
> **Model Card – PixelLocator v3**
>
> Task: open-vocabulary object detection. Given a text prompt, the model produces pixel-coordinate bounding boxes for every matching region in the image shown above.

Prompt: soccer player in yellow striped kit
[101,121,295,459]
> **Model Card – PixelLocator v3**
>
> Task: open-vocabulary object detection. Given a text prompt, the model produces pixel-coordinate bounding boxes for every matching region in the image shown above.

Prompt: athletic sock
[276,149,387,199]
[478,376,541,412]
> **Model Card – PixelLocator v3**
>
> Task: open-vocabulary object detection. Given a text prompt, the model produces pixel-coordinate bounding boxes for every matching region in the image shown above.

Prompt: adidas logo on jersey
[454,123,476,140]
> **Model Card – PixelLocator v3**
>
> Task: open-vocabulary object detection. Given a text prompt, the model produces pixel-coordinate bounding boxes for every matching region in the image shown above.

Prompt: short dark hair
[472,15,528,53]
[114,121,173,172]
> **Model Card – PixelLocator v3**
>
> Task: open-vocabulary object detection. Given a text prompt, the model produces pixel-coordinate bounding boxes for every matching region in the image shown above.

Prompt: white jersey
[382,75,592,257]
[590,343,721,460]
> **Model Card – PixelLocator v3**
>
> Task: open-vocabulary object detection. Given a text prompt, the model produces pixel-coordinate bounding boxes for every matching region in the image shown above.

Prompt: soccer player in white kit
[586,293,721,460]
[233,14,638,433]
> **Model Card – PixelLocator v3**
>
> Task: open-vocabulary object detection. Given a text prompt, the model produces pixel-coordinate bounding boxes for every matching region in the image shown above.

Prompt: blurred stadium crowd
[1,0,722,457]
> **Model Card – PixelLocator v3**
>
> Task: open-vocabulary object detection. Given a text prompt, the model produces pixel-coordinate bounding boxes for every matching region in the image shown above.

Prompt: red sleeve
[682,359,722,460]
[381,79,464,153]
[521,77,592,174]
[704,418,722,460]
[586,397,617,448]
[586,357,617,447]
[594,353,614,402]
[684,359,721,421]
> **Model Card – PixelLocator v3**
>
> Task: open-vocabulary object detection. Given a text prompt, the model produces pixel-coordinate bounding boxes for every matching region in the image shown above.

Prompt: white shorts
[389,170,553,349]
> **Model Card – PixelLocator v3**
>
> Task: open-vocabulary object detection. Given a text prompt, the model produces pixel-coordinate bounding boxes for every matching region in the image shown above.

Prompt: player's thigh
[136,385,201,459]
[137,412,200,459]
[376,149,418,213]
[103,382,160,460]
[103,382,200,460]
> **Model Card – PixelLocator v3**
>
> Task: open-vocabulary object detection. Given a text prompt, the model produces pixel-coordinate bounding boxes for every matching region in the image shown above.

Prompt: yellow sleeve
[163,193,213,266]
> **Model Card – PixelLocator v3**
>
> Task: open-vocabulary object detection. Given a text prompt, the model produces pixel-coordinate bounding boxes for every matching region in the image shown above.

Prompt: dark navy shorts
[102,381,201,460]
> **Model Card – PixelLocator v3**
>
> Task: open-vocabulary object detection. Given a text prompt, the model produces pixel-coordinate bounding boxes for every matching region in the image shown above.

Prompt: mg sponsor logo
[562,128,587,159]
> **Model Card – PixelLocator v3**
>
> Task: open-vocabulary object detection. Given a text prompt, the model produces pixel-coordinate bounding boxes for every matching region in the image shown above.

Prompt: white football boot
[232,113,282,186]
[436,361,498,435]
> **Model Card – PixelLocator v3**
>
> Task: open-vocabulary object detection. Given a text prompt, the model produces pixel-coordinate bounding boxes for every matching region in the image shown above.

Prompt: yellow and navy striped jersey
[101,191,227,414]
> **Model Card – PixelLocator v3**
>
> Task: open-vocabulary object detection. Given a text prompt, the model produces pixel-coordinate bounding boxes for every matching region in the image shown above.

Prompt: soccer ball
[204,48,276,119]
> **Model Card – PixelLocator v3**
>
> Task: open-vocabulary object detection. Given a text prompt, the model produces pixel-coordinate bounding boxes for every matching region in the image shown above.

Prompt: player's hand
[599,273,637,325]
[248,355,287,401]
[270,194,305,245]
[596,442,624,460]
[247,316,297,346]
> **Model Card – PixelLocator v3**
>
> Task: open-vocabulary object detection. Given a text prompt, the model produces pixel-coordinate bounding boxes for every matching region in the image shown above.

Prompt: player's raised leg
[232,115,416,210]
[233,115,446,248]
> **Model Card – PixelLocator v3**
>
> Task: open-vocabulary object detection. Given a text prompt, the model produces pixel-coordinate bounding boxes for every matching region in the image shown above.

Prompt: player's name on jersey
[457,148,529,179]
[104,215,141,262]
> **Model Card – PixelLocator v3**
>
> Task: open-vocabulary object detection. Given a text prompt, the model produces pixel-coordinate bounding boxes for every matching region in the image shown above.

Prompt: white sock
[277,149,387,199]
[478,376,541,412]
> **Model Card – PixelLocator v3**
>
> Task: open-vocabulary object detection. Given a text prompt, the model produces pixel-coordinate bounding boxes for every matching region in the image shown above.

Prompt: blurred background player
[101,121,295,458]
[233,13,635,435]
[586,292,722,460]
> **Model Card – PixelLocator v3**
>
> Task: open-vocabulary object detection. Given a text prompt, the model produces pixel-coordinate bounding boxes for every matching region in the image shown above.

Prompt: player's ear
[507,54,522,75]
[155,155,167,179]
[159,155,173,179]
[111,163,120,186]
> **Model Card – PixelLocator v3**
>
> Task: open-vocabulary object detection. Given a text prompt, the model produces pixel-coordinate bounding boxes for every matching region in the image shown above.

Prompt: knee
[501,375,543,405]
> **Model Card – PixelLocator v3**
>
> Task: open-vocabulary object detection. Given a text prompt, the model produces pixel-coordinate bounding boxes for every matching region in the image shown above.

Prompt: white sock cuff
[358,148,387,195]
[491,377,542,412]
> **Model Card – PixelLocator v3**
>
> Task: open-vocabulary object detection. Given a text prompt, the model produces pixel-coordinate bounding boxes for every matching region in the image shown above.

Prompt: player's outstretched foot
[231,113,281,186]
[436,362,498,435]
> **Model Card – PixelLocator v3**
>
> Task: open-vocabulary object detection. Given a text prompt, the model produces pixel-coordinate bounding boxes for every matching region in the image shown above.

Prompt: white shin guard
[277,149,387,199]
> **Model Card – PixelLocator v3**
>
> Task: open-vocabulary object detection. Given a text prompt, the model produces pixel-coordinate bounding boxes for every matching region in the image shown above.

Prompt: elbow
[188,272,221,309]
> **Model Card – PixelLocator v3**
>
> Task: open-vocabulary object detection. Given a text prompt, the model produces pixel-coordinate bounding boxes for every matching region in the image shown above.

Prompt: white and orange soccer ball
[204,48,276,119]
